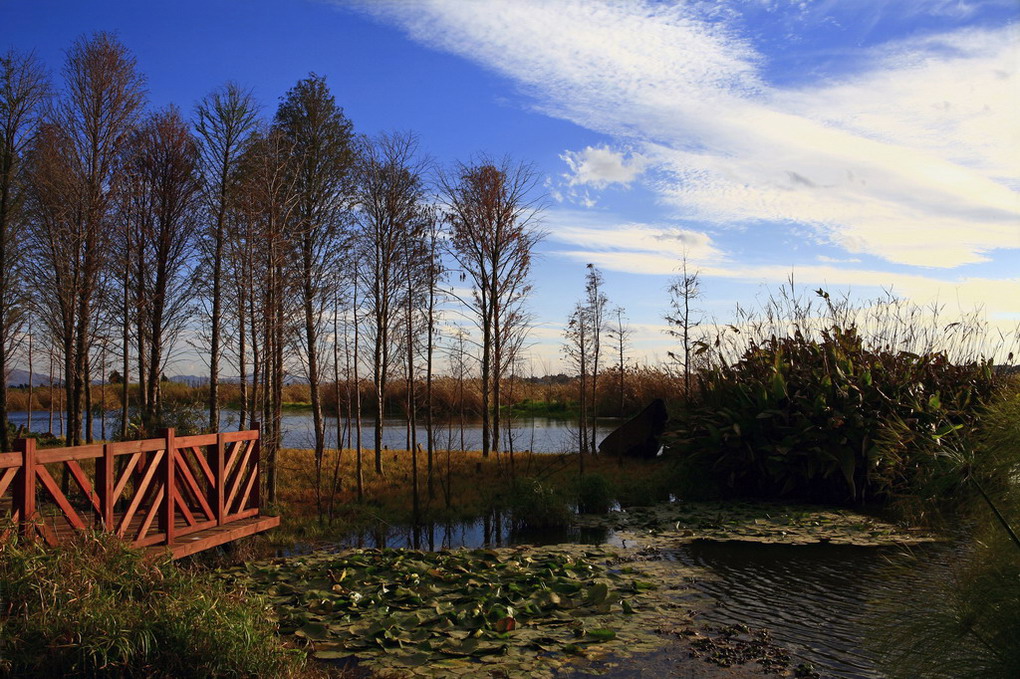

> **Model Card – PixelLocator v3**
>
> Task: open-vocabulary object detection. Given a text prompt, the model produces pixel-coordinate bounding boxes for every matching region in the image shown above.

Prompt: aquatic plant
[668,322,996,505]
[221,544,675,677]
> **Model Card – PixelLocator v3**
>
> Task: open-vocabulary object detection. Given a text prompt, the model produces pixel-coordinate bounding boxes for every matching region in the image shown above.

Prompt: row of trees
[0,34,544,510]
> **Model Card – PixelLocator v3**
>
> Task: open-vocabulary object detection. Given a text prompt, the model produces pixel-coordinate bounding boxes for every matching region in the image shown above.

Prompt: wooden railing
[0,426,266,553]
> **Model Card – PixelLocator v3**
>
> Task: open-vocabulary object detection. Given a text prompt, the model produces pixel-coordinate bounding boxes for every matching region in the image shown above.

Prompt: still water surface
[6,409,617,454]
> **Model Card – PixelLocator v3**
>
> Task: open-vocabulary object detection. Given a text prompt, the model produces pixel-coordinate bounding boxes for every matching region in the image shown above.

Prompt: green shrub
[875,385,1020,678]
[668,325,996,505]
[506,478,572,530]
[0,532,304,678]
[576,474,613,514]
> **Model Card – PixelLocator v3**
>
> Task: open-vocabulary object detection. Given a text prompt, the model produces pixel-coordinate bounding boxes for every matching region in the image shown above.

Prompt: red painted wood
[5,427,275,559]
[15,438,36,538]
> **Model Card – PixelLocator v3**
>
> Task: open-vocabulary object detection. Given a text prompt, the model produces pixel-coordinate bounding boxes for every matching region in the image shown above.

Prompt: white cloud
[560,145,648,189]
[545,210,726,267]
[359,0,1019,269]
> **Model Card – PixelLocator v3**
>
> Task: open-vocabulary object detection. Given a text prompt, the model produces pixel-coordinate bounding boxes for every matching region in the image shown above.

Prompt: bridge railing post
[213,433,225,525]
[251,422,261,512]
[96,442,114,529]
[13,438,35,539]
[160,428,176,546]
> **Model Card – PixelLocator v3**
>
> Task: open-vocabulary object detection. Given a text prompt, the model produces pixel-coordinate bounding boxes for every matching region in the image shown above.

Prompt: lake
[5,409,618,454]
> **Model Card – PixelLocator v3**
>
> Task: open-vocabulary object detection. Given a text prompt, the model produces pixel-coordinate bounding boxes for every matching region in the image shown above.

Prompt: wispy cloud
[359,0,1019,269]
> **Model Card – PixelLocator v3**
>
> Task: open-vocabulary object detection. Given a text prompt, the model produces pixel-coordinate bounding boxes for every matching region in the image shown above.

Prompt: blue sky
[3,0,1018,373]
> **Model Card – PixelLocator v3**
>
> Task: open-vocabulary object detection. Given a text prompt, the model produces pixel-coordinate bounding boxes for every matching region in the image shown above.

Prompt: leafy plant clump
[505,477,573,530]
[669,325,996,505]
[0,532,303,678]
[221,545,672,677]
[577,474,614,514]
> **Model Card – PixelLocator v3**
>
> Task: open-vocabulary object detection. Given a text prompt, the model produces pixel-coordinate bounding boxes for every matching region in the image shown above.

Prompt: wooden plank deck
[31,509,281,559]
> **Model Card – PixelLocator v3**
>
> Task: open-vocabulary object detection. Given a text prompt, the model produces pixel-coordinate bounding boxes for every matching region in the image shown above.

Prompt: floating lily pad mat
[576,501,939,549]
[220,544,700,677]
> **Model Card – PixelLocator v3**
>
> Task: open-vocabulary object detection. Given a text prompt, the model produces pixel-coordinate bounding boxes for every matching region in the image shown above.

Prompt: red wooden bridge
[0,427,279,559]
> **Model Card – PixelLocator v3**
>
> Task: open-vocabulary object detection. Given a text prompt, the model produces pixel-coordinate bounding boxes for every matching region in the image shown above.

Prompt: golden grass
[272,446,667,542]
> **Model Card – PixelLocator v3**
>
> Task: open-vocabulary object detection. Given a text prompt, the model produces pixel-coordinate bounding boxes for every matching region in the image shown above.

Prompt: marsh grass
[0,531,308,678]
[269,446,664,546]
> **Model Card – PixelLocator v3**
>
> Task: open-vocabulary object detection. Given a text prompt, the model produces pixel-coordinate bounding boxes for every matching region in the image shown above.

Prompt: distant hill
[6,369,59,388]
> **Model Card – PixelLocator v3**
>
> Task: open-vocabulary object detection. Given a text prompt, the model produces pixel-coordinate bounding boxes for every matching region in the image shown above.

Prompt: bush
[0,532,304,678]
[875,384,1020,678]
[506,478,572,530]
[668,325,996,505]
[576,474,613,514]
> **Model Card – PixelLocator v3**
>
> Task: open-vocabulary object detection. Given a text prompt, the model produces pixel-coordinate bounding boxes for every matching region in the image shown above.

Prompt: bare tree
[563,301,591,468]
[357,132,428,475]
[124,107,202,430]
[236,126,298,503]
[665,254,702,395]
[26,33,145,446]
[440,159,543,460]
[584,263,607,454]
[606,305,630,415]
[0,49,49,451]
[194,82,259,431]
[274,74,356,515]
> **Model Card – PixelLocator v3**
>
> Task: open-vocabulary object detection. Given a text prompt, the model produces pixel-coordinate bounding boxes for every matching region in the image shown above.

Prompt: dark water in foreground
[672,540,943,678]
[296,515,945,679]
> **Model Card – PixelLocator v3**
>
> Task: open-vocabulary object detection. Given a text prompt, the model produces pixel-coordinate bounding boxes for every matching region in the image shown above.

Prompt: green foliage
[505,478,572,530]
[223,544,668,676]
[875,385,1020,678]
[576,473,614,514]
[0,532,304,678]
[670,325,996,505]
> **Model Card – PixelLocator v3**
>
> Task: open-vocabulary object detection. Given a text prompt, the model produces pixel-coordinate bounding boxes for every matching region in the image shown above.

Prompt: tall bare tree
[124,107,202,430]
[441,159,542,459]
[606,305,630,415]
[236,126,298,503]
[274,74,356,514]
[0,49,49,451]
[357,132,428,475]
[194,82,259,431]
[563,301,591,467]
[27,33,144,446]
[584,263,607,454]
[665,254,701,395]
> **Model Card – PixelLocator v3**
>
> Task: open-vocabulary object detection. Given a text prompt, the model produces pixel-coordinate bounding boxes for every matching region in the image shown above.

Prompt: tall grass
[668,285,1014,506]
[0,532,306,678]
[875,383,1020,678]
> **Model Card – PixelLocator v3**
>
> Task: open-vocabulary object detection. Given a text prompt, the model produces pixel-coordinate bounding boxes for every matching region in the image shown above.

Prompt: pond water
[671,539,948,678]
[6,409,617,454]
[294,513,948,679]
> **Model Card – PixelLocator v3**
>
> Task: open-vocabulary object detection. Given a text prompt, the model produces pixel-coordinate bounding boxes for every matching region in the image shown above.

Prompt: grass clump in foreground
[0,532,306,678]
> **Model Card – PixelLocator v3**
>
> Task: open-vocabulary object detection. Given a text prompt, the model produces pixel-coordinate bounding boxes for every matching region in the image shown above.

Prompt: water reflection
[290,510,611,554]
[7,409,618,455]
